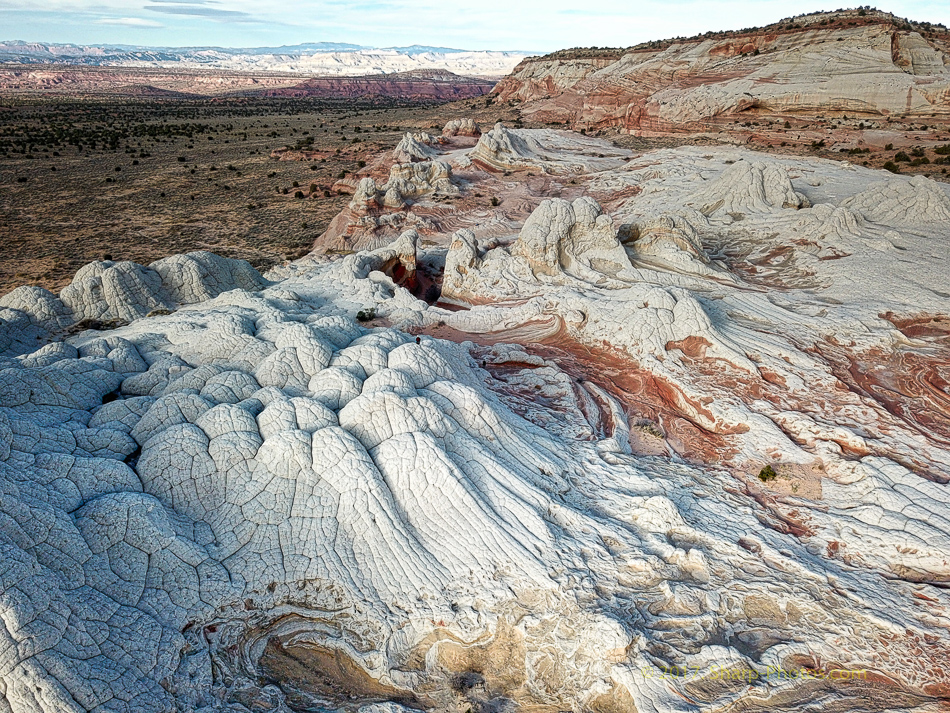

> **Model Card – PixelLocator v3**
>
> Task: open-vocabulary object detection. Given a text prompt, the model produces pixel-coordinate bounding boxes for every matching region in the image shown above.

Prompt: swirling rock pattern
[1,131,950,712]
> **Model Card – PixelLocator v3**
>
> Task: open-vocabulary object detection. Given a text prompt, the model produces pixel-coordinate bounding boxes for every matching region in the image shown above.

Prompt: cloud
[146,4,252,20]
[95,16,164,27]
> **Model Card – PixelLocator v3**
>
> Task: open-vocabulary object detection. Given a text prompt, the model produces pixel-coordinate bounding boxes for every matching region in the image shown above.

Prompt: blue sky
[2,1,949,51]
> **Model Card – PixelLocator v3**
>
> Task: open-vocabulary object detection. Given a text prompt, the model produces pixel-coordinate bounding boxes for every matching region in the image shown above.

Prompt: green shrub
[758,465,778,482]
[883,161,901,173]
[356,308,376,322]
[894,151,911,162]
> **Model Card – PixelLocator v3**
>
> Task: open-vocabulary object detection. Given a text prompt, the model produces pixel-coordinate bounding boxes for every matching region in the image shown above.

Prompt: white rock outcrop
[442,117,480,137]
[469,122,536,171]
[510,196,632,280]
[0,251,267,351]
[59,260,174,323]
[391,131,440,163]
[469,122,632,172]
[841,174,950,227]
[627,214,733,280]
[690,160,810,216]
[3,134,950,713]
[350,162,458,213]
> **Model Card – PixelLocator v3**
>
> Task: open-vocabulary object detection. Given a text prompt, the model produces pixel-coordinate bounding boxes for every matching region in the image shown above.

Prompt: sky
[2,0,950,52]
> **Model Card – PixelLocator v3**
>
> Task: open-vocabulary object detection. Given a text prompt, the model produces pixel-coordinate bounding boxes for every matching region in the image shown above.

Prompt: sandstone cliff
[494,9,950,134]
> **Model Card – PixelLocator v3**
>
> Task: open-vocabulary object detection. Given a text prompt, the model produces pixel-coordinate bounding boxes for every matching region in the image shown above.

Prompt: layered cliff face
[0,65,494,100]
[249,70,495,101]
[494,10,950,134]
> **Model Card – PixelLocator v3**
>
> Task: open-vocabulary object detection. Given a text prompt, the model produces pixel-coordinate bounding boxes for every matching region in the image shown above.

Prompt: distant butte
[0,64,495,100]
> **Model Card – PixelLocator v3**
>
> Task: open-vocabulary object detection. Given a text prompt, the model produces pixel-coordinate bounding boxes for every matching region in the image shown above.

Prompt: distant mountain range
[0,41,534,78]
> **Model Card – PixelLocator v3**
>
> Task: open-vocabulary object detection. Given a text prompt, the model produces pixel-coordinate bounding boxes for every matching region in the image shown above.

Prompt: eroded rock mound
[841,174,950,227]
[511,197,632,279]
[350,162,457,213]
[442,117,481,137]
[467,122,633,173]
[469,122,537,171]
[392,132,440,163]
[327,161,459,252]
[0,252,267,354]
[690,160,810,217]
[626,214,732,280]
[385,160,458,204]
[0,286,74,331]
[150,250,267,303]
[60,260,174,323]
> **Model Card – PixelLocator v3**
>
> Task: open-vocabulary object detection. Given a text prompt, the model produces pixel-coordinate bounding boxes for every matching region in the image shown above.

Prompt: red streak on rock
[416,320,737,464]
[814,335,950,448]
[665,336,712,358]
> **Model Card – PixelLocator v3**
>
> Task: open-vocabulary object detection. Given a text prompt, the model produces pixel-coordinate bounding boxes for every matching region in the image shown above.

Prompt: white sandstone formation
[841,174,950,227]
[689,159,810,216]
[626,214,733,280]
[386,160,457,200]
[334,162,458,252]
[494,13,950,132]
[469,122,632,172]
[350,162,457,213]
[442,117,480,137]
[0,286,74,331]
[2,131,950,713]
[391,132,440,163]
[350,176,382,212]
[0,251,266,337]
[509,196,632,281]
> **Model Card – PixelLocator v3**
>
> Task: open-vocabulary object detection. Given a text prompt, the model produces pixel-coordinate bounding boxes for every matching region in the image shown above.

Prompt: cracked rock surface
[1,130,950,713]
